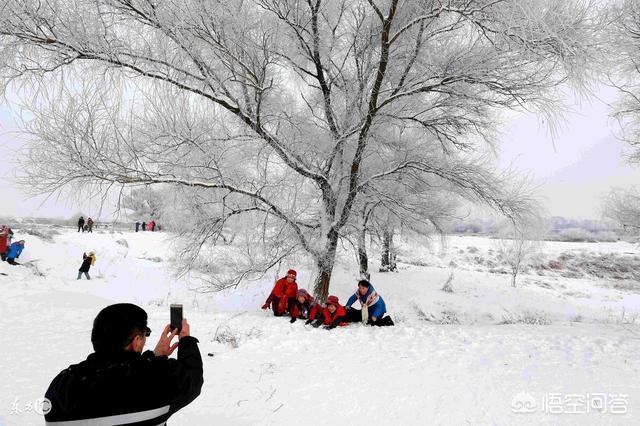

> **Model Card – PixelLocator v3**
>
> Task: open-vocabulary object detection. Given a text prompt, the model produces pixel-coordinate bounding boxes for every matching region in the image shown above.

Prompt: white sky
[1,85,639,220]
[500,85,640,220]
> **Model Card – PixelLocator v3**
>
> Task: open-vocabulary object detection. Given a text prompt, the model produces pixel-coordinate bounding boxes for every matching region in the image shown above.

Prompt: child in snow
[262,269,299,316]
[344,279,394,326]
[311,295,348,329]
[289,289,321,323]
[6,240,25,265]
[78,251,96,280]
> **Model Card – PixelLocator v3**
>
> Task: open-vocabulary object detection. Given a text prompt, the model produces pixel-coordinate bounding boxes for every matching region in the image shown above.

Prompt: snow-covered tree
[495,213,547,287]
[123,187,165,220]
[609,0,640,162]
[602,186,640,233]
[0,0,601,299]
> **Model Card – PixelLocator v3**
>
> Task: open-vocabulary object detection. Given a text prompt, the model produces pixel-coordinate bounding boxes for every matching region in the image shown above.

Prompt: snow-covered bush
[438,310,461,324]
[115,238,129,248]
[214,325,239,348]
[594,231,619,242]
[441,272,454,293]
[21,227,59,242]
[500,311,551,325]
[557,228,597,242]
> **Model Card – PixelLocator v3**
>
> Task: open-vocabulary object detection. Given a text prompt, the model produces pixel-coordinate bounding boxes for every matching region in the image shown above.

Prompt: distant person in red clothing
[311,295,348,329]
[262,269,299,316]
[289,289,321,323]
[0,225,9,261]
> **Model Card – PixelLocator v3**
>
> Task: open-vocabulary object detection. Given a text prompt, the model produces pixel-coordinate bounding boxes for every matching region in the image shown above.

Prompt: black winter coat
[44,336,204,425]
[78,253,92,272]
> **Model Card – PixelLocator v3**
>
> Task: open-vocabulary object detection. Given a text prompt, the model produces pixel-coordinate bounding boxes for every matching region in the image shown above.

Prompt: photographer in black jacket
[44,303,203,425]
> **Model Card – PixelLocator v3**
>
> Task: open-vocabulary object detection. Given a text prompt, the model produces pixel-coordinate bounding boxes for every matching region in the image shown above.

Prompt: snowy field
[0,227,639,425]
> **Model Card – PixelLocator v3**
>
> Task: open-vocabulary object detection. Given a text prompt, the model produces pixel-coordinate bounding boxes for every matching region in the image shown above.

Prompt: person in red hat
[311,295,348,329]
[262,269,299,316]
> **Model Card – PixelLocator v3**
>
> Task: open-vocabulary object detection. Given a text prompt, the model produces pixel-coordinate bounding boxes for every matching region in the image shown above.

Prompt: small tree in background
[602,186,640,234]
[122,187,165,221]
[495,214,547,287]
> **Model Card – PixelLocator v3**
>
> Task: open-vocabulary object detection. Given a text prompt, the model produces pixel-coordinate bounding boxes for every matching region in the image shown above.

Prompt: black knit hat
[91,303,148,353]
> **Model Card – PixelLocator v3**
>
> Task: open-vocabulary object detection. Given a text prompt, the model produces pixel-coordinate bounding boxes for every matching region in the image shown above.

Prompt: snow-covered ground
[0,228,638,425]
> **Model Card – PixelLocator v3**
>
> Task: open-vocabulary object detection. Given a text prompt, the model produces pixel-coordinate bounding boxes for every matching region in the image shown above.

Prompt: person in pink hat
[262,269,299,316]
[289,289,321,323]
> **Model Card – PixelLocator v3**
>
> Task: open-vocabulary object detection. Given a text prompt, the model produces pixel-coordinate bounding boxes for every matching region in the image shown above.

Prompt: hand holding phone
[170,304,183,333]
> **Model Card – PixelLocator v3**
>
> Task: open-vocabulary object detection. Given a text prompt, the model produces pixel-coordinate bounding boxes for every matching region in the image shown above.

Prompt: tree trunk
[380,227,397,272]
[313,229,339,302]
[357,226,369,277]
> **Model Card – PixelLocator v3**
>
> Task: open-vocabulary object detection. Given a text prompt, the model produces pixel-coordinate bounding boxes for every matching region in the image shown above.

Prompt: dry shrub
[500,311,551,325]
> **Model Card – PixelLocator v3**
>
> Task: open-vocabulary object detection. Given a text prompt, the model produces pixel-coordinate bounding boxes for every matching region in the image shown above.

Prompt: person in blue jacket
[6,240,25,265]
[344,279,394,326]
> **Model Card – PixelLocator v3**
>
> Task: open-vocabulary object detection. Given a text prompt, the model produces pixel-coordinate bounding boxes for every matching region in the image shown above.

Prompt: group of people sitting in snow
[262,269,394,329]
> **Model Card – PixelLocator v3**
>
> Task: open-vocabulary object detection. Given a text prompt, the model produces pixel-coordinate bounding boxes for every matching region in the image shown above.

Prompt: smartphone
[170,304,183,333]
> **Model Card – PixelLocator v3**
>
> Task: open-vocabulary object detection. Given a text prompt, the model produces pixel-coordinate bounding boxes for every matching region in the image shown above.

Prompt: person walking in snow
[44,303,203,425]
[344,279,394,326]
[6,240,25,265]
[149,220,156,232]
[141,221,147,231]
[135,221,140,232]
[262,269,299,316]
[86,217,94,233]
[311,295,348,329]
[77,216,85,232]
[289,289,321,323]
[78,251,96,280]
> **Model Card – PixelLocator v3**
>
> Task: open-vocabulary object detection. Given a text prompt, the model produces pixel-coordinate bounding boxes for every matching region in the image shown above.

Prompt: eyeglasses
[128,326,151,344]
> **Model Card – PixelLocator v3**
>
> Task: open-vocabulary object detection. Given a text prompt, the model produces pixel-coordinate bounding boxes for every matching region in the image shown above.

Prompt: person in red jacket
[311,295,348,329]
[0,225,9,261]
[262,269,299,316]
[289,289,321,323]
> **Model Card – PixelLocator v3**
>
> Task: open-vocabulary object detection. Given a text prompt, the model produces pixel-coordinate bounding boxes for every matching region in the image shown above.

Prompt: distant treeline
[451,216,626,242]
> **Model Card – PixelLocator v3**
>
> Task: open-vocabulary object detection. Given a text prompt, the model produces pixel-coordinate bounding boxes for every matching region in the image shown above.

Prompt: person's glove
[289,317,297,323]
[261,303,269,310]
[305,319,313,325]
[312,320,321,328]
[345,305,351,310]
